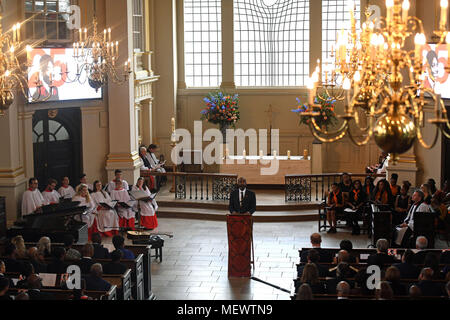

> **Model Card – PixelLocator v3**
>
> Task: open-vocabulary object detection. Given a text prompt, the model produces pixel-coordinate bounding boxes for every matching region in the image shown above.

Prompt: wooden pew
[291,294,446,300]
[7,285,117,300]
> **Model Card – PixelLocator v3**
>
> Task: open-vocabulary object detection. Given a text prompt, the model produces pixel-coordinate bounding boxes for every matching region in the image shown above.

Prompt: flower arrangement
[201,91,240,128]
[291,93,337,130]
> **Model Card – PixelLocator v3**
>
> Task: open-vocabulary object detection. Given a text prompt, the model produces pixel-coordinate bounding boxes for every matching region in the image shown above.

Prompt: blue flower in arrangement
[200,109,208,115]
[292,93,337,130]
[200,91,240,128]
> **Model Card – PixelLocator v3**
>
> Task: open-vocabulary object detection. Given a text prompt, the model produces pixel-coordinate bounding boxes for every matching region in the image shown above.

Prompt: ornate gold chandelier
[300,0,450,162]
[0,9,57,115]
[69,0,131,91]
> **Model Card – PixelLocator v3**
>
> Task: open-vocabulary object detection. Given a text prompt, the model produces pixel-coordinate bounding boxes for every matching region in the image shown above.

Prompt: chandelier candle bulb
[17,24,20,42]
[386,0,394,24]
[104,29,106,42]
[402,0,410,23]
[84,28,87,41]
[441,0,448,30]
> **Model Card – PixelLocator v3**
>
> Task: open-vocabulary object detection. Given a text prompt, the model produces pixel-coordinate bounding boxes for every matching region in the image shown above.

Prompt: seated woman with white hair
[72,184,97,240]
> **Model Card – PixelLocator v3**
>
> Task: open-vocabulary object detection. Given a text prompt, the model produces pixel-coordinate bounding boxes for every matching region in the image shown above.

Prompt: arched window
[234,0,310,87]
[33,119,70,143]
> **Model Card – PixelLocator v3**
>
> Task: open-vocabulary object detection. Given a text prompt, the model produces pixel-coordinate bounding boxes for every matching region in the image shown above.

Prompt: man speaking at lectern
[229,177,256,215]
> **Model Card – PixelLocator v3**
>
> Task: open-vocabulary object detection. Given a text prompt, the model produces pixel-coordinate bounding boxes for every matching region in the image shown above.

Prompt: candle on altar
[243,149,246,157]
[287,150,291,159]
[225,148,229,158]
[303,149,308,158]
[259,150,264,158]
[273,150,277,157]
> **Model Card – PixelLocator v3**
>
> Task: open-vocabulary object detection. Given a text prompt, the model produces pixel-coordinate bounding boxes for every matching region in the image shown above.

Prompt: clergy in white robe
[22,178,47,216]
[106,169,129,193]
[58,177,76,199]
[91,181,120,237]
[72,184,96,238]
[110,180,135,230]
[131,178,158,230]
[42,179,60,205]
[147,145,166,173]
[395,190,431,246]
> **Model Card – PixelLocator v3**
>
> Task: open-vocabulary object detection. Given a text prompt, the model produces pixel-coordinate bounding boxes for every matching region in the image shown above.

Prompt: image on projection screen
[27,48,102,103]
[420,43,450,99]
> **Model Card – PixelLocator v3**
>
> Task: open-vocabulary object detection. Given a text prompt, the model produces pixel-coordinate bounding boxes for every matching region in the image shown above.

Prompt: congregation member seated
[367,239,398,269]
[58,176,76,200]
[376,281,394,300]
[416,268,444,297]
[298,263,326,294]
[363,176,375,200]
[393,249,420,279]
[423,253,444,280]
[295,283,313,300]
[372,179,394,209]
[73,184,97,238]
[346,180,367,235]
[0,260,15,290]
[326,183,344,234]
[385,266,407,296]
[27,247,47,273]
[11,235,27,259]
[409,285,422,299]
[0,277,13,301]
[63,234,81,261]
[110,179,135,230]
[338,240,359,263]
[103,250,128,275]
[336,281,351,300]
[353,267,375,296]
[420,183,433,205]
[78,244,95,275]
[15,262,35,289]
[297,249,329,278]
[70,279,92,300]
[394,190,431,247]
[107,169,129,193]
[326,263,357,294]
[91,233,110,259]
[27,274,54,300]
[131,177,158,230]
[21,177,46,216]
[431,196,448,232]
[83,263,111,292]
[338,172,353,194]
[328,254,358,278]
[389,174,400,197]
[90,181,120,237]
[147,144,167,189]
[393,184,411,225]
[139,146,152,170]
[77,173,93,193]
[300,233,333,263]
[427,178,437,196]
[2,243,24,273]
[37,236,52,258]
[412,236,430,264]
[47,247,68,274]
[42,178,60,205]
[112,235,135,260]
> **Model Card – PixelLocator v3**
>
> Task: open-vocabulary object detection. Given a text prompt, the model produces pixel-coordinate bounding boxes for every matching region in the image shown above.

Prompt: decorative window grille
[234,0,310,87]
[184,0,222,87]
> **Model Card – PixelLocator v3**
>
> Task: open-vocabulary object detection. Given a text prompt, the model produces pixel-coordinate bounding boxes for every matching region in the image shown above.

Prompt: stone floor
[146,218,378,300]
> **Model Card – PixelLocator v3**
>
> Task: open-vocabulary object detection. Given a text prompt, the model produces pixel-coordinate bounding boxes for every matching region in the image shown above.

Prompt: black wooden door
[33,108,82,190]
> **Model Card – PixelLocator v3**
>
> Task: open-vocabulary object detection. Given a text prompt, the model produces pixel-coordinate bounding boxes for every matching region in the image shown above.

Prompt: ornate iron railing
[140,171,238,201]
[285,173,386,202]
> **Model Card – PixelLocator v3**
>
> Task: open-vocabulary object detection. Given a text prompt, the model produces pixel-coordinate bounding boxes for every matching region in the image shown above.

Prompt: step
[156,206,318,222]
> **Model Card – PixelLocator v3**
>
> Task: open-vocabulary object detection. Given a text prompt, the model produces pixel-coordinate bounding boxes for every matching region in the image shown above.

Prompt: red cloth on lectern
[227,214,253,277]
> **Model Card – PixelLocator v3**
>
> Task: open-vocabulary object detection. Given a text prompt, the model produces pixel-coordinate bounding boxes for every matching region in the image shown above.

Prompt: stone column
[105,0,142,184]
[309,0,322,75]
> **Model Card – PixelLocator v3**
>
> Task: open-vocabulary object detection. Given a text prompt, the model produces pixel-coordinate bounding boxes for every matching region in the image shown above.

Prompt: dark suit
[3,258,24,273]
[93,244,110,259]
[440,251,450,264]
[388,281,407,296]
[229,189,256,214]
[392,262,420,279]
[413,250,431,265]
[367,253,397,268]
[78,258,95,275]
[141,155,151,168]
[83,275,111,292]
[103,262,127,275]
[416,280,444,297]
[30,259,47,274]
[300,248,333,263]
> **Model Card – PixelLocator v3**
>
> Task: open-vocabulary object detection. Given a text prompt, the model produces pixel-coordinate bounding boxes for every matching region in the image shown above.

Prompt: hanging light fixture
[297,0,450,163]
[68,0,132,92]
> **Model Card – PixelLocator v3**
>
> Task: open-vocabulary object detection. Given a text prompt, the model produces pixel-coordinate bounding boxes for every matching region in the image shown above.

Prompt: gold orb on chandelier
[0,89,14,116]
[373,110,417,156]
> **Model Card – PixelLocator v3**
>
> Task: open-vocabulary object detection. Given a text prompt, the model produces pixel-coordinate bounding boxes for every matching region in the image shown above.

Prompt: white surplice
[131,186,157,216]
[110,188,135,220]
[42,189,61,205]
[72,195,96,228]
[21,189,47,216]
[107,180,129,194]
[90,191,120,232]
[58,185,76,199]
